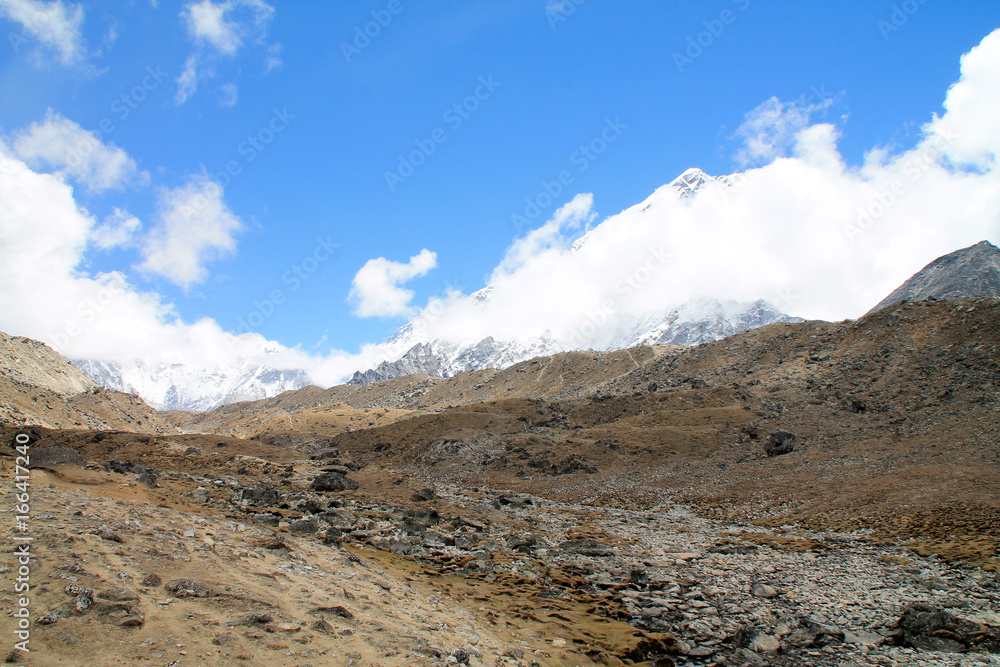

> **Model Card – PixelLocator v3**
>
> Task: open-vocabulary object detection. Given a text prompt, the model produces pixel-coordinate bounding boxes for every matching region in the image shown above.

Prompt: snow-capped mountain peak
[74,359,311,411]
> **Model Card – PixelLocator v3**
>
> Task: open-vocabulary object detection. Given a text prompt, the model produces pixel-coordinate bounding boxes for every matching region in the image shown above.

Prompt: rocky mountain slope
[4,297,1000,666]
[0,330,175,433]
[868,240,1000,313]
[0,330,97,395]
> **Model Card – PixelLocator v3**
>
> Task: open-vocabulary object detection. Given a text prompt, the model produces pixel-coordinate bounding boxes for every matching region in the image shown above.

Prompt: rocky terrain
[3,294,1000,666]
[0,332,175,434]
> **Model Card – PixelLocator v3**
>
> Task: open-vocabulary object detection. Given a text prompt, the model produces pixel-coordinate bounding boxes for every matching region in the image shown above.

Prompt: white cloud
[3,30,1000,393]
[91,208,141,250]
[139,178,244,289]
[184,0,239,55]
[174,54,203,105]
[493,194,595,278]
[0,0,85,65]
[733,95,834,168]
[350,249,438,318]
[264,42,282,72]
[218,81,238,107]
[401,30,1000,351]
[0,148,316,376]
[176,0,276,104]
[9,111,143,192]
[188,0,274,52]
[924,29,1000,170]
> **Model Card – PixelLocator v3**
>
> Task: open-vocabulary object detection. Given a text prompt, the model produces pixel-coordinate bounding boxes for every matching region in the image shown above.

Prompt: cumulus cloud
[184,0,242,55]
[0,0,85,65]
[733,94,835,168]
[404,29,1000,351]
[139,178,244,289]
[0,148,313,377]
[9,111,143,192]
[923,29,1000,170]
[175,0,278,104]
[3,29,1000,392]
[91,208,141,250]
[350,250,438,318]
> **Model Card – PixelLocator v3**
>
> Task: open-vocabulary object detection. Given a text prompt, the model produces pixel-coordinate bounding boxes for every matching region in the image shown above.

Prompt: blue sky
[1,0,999,383]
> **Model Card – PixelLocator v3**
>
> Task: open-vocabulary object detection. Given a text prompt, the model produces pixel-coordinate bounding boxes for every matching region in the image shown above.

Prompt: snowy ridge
[74,359,310,411]
[348,297,799,385]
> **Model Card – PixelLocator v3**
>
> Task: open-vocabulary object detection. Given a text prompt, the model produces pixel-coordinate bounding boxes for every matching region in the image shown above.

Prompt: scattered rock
[311,619,335,633]
[164,579,222,598]
[226,612,273,627]
[94,602,144,627]
[95,525,124,543]
[845,395,867,413]
[74,589,94,613]
[750,634,780,653]
[751,583,778,598]
[312,605,353,619]
[558,538,613,557]
[96,588,139,602]
[239,484,281,506]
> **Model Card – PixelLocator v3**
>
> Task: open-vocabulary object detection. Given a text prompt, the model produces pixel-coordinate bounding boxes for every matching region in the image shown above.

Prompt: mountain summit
[347,167,799,385]
[867,240,1000,314]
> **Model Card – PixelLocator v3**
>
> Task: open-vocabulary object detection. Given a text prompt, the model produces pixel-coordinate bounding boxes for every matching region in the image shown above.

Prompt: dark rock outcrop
[868,240,1000,314]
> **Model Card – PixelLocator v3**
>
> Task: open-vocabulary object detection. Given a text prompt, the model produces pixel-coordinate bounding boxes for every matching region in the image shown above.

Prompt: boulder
[311,473,360,492]
[28,446,85,469]
[765,430,797,457]
[239,484,281,506]
[411,488,435,502]
[287,519,318,534]
[897,603,1000,653]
